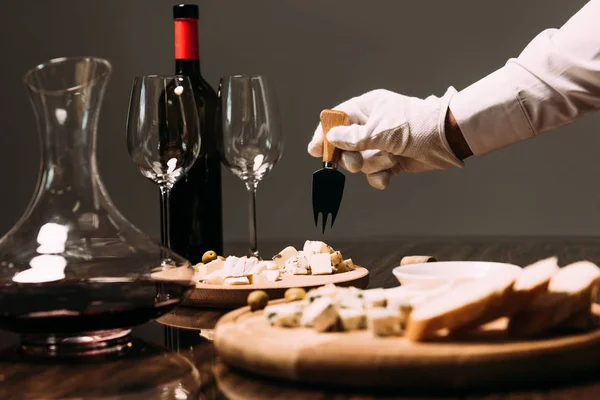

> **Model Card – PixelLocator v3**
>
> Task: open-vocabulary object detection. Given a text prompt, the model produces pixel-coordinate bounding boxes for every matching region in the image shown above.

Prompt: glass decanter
[0,56,194,357]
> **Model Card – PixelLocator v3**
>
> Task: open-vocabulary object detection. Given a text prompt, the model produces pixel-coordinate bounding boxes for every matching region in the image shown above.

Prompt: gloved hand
[307,87,464,189]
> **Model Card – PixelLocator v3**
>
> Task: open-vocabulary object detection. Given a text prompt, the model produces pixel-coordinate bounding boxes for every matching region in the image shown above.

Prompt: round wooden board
[183,267,369,309]
[214,303,600,390]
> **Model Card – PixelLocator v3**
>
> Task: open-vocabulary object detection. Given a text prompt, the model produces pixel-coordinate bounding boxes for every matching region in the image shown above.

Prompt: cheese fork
[312,109,349,233]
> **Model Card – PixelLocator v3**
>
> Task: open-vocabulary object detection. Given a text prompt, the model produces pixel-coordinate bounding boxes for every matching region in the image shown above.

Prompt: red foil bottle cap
[174,18,199,60]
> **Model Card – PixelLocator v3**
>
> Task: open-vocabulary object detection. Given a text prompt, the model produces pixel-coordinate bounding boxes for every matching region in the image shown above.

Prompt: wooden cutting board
[183,267,369,309]
[214,302,600,390]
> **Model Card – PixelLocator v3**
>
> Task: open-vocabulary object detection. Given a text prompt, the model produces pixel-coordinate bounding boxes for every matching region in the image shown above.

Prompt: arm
[450,0,600,156]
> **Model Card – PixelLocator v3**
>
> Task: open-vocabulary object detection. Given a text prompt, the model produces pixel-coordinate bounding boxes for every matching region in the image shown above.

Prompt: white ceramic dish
[392,261,522,289]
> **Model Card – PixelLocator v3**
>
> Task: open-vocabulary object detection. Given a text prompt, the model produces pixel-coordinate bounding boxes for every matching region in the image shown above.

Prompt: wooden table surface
[4,237,600,399]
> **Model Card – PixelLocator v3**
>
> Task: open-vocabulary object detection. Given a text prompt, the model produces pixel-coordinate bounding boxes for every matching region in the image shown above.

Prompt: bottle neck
[175,59,201,78]
[174,18,201,76]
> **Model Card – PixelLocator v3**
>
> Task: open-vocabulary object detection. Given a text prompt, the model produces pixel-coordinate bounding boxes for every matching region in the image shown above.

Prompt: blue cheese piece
[338,308,366,331]
[272,246,298,269]
[362,288,387,308]
[309,253,333,275]
[303,240,330,255]
[300,297,339,332]
[284,255,310,275]
[367,308,402,336]
[265,303,304,327]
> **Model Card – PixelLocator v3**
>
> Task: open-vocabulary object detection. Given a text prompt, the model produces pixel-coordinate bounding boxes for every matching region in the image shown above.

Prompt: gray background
[0,0,597,245]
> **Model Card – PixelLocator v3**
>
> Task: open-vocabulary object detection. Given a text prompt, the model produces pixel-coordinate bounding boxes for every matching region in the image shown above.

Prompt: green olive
[284,287,307,302]
[247,290,269,311]
[202,250,218,264]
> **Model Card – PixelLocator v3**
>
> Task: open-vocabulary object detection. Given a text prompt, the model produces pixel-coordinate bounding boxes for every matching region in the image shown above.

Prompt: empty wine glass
[217,75,283,258]
[126,75,201,250]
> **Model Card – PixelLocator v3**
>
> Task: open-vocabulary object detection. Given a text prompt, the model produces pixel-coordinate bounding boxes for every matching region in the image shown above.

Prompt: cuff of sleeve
[449,67,535,156]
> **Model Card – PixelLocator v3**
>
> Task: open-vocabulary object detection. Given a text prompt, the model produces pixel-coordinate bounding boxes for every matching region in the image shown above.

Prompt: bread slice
[451,257,559,333]
[404,272,518,341]
[508,261,600,337]
[557,307,600,331]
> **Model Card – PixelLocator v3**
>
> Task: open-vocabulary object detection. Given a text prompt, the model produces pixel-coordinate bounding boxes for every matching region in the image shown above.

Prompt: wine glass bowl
[127,75,200,190]
[217,75,283,257]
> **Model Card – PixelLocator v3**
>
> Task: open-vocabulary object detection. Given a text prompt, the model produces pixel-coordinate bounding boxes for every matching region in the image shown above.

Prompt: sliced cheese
[309,253,333,275]
[300,297,338,332]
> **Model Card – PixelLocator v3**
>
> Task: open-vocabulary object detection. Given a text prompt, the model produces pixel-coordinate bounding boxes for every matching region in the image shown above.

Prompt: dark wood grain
[4,237,600,399]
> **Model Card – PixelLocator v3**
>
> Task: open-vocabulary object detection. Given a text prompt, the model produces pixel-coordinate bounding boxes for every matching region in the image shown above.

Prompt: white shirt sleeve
[449,0,600,156]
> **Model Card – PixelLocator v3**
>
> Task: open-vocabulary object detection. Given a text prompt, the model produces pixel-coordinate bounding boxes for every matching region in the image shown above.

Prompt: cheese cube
[244,257,259,276]
[202,270,223,285]
[261,261,279,271]
[265,303,304,327]
[330,251,343,266]
[247,261,266,276]
[222,256,240,278]
[337,293,364,310]
[308,283,338,302]
[206,259,225,273]
[300,297,339,332]
[336,259,356,273]
[344,259,356,270]
[262,269,280,282]
[284,255,310,275]
[338,308,366,331]
[367,308,402,336]
[362,288,387,308]
[223,276,250,285]
[303,240,330,255]
[249,272,268,285]
[272,246,298,269]
[309,253,333,275]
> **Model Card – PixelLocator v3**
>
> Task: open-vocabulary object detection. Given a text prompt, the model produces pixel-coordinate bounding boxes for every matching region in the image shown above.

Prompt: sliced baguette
[405,272,518,341]
[508,261,600,337]
[452,257,559,333]
[557,307,600,331]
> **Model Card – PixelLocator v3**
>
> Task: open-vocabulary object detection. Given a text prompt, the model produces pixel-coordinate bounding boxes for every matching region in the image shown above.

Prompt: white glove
[308,87,464,189]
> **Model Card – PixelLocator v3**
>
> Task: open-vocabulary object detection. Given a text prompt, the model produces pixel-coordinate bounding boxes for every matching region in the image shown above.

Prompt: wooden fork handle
[320,109,350,164]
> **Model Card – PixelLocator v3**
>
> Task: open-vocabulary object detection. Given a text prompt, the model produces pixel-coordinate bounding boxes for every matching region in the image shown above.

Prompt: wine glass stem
[247,184,259,258]
[160,186,171,248]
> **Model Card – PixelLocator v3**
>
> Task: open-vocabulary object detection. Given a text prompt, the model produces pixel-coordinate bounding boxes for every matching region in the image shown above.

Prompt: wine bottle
[163,3,223,262]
